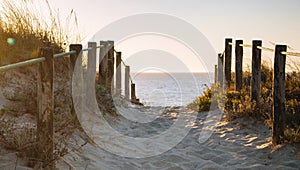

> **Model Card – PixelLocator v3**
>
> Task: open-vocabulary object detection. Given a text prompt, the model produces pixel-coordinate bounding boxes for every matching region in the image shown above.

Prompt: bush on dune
[189,63,300,143]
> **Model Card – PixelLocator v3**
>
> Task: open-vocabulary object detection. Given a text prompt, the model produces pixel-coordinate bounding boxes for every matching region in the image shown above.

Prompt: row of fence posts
[214,38,289,145]
[97,40,140,103]
[0,40,139,168]
[67,41,141,168]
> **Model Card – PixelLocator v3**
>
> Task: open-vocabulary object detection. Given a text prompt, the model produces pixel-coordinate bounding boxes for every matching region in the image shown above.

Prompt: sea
[131,72,214,107]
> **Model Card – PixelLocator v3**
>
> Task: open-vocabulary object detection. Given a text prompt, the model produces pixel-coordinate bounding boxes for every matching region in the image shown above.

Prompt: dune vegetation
[0,0,85,168]
[188,62,300,143]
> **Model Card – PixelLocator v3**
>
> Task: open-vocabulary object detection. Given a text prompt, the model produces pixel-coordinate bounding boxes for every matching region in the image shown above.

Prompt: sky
[6,0,300,72]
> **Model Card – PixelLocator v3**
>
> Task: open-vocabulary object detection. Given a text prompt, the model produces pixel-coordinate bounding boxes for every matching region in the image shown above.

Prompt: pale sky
[49,0,300,48]
[7,0,300,72]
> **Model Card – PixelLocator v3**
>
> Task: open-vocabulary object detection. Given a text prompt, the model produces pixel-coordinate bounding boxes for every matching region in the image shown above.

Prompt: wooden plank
[125,66,130,100]
[37,47,54,169]
[235,40,243,91]
[273,45,287,144]
[98,41,108,87]
[106,41,114,94]
[217,53,224,87]
[251,40,262,104]
[225,38,232,88]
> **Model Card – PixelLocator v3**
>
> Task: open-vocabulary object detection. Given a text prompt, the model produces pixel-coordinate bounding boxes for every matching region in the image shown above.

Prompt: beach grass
[0,0,82,65]
[0,0,84,168]
[189,62,300,143]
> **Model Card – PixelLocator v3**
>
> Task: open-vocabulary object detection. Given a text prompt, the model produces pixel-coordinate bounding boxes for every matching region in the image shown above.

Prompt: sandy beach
[0,103,299,169]
[54,105,300,170]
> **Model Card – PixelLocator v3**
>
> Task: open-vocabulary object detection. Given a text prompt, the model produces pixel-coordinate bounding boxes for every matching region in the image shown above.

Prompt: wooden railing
[215,38,300,145]
[0,41,139,168]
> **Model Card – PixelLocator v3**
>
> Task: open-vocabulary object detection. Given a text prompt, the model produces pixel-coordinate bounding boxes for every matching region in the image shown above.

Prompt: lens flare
[7,38,15,45]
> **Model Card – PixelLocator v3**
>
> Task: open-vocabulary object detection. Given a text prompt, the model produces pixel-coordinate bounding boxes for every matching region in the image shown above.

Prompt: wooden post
[98,41,108,87]
[125,66,130,100]
[218,53,224,87]
[106,41,114,94]
[131,83,136,101]
[251,40,262,104]
[37,47,54,169]
[214,65,218,83]
[225,38,232,88]
[116,52,122,97]
[273,45,287,145]
[70,44,82,71]
[88,42,97,80]
[235,40,243,91]
[69,44,82,124]
[87,42,97,109]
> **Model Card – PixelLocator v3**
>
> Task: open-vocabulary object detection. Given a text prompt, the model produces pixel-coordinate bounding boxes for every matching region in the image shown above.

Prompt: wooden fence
[215,38,300,145]
[0,41,139,168]
[97,40,140,103]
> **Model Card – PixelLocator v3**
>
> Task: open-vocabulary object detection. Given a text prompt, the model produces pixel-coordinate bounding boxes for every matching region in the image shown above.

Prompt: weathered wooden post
[225,38,232,88]
[131,83,137,101]
[218,53,224,87]
[37,47,54,169]
[125,65,130,100]
[106,41,114,94]
[214,65,218,83]
[98,41,108,88]
[251,40,262,104]
[70,44,83,71]
[273,45,287,145]
[69,44,83,124]
[88,42,97,80]
[87,42,97,110]
[116,52,122,97]
[235,40,243,91]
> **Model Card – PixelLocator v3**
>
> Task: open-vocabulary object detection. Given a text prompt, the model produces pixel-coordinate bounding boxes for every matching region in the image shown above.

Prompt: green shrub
[188,84,212,112]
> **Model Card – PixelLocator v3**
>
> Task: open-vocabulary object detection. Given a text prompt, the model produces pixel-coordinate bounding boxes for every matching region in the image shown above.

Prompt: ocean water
[131,72,214,107]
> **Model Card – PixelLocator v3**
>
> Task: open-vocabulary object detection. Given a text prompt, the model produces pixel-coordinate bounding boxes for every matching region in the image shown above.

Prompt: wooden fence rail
[215,38,299,145]
[0,47,78,168]
[0,41,139,168]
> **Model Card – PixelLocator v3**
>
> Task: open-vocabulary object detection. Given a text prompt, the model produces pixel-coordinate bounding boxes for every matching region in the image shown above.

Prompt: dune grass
[0,0,82,65]
[0,0,85,168]
[188,62,300,143]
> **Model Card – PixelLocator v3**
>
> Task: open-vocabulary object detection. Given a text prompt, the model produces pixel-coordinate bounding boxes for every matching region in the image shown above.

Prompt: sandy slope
[59,106,300,170]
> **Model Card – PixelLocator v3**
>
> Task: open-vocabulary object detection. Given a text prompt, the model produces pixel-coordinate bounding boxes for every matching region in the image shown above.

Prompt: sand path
[60,106,300,170]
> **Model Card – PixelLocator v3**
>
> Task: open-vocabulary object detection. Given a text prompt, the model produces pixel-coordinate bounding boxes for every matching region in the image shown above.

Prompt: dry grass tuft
[190,61,300,144]
[0,0,82,65]
[0,0,87,168]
